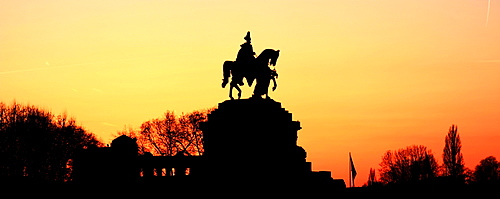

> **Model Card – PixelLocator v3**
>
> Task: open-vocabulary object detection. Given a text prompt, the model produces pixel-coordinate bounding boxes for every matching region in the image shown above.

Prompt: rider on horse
[236,31,256,86]
[237,31,256,64]
[222,31,255,90]
[221,32,280,100]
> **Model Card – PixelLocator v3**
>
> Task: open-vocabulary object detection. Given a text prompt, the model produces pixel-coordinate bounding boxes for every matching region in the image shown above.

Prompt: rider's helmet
[244,31,251,42]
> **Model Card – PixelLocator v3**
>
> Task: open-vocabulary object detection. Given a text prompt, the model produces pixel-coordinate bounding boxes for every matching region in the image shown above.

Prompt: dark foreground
[2,180,498,198]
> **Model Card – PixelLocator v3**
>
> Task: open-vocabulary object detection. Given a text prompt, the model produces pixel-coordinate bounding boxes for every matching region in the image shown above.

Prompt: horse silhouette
[222,49,280,100]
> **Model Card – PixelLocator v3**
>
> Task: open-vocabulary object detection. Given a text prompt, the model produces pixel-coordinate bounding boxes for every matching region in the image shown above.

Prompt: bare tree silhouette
[473,156,500,184]
[443,124,465,177]
[0,102,102,182]
[116,108,214,156]
[364,168,382,187]
[379,145,439,184]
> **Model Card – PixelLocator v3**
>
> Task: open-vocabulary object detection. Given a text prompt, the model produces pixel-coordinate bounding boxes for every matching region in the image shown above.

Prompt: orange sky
[1,0,499,186]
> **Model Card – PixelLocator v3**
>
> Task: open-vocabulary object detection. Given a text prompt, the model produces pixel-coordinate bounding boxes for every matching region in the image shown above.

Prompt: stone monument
[201,32,344,191]
[201,99,309,182]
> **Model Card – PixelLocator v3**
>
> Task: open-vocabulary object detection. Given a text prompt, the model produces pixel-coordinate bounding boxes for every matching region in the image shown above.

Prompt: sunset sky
[1,0,499,186]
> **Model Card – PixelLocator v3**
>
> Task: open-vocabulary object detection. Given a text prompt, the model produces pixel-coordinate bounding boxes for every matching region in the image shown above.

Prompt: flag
[350,153,357,181]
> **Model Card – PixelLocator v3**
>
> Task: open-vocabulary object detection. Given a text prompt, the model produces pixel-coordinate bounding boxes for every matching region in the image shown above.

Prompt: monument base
[200,98,344,191]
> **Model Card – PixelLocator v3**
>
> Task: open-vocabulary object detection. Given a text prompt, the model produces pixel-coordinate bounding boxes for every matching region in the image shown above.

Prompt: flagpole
[349,152,351,188]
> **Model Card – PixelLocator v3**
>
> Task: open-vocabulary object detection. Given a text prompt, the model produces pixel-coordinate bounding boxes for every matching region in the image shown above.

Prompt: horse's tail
[222,61,233,88]
[223,61,233,79]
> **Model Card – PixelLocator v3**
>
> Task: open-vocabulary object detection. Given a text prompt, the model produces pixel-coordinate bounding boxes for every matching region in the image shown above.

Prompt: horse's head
[257,49,280,66]
[269,49,280,66]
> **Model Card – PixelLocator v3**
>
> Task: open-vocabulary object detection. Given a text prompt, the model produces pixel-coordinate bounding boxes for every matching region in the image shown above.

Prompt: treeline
[0,102,102,182]
[115,108,214,156]
[2,101,497,189]
[365,125,500,187]
[0,101,213,183]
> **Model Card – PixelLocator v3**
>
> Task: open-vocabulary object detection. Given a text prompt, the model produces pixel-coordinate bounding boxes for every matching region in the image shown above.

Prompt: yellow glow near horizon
[1,0,499,186]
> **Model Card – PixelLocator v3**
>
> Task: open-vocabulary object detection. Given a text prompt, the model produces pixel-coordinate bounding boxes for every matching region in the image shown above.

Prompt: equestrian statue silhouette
[222,31,280,100]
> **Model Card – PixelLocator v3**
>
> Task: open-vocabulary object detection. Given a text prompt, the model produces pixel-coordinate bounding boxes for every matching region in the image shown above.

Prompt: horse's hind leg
[234,85,242,99]
[229,86,234,100]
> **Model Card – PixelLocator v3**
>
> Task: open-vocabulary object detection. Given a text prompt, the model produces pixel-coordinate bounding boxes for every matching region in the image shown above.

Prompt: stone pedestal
[200,99,308,181]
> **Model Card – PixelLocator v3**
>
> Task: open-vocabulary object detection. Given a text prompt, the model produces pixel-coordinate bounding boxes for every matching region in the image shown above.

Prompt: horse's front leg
[266,76,277,99]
